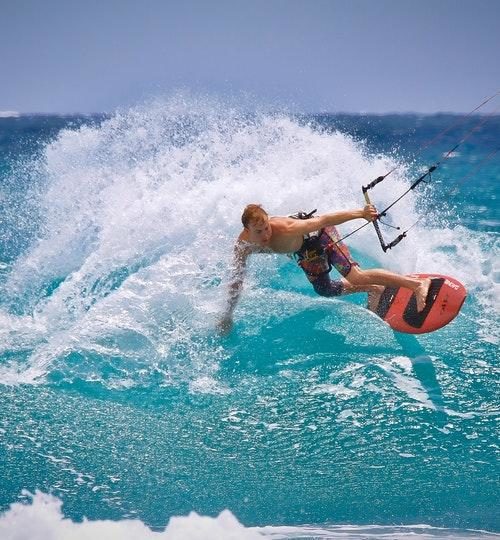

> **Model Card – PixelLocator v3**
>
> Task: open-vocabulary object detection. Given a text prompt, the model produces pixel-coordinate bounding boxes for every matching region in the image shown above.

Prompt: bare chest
[268,233,304,254]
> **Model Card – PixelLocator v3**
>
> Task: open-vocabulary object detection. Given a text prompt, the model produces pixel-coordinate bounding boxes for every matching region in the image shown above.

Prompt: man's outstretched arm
[284,205,377,235]
[217,243,250,335]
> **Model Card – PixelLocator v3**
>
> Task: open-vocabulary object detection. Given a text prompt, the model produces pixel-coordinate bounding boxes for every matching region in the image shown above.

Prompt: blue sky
[2,0,499,113]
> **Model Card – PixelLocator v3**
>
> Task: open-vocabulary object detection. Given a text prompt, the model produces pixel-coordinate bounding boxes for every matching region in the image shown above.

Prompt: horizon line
[1,110,499,118]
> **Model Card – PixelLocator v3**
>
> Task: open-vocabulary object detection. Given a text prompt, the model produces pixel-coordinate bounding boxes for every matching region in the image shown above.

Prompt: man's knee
[313,279,343,297]
[344,266,367,285]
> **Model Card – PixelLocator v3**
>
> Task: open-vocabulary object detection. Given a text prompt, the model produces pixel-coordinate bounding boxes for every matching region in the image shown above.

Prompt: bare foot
[367,285,384,311]
[414,278,431,312]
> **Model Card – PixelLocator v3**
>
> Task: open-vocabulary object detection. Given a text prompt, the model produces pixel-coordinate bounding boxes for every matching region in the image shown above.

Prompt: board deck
[371,273,467,334]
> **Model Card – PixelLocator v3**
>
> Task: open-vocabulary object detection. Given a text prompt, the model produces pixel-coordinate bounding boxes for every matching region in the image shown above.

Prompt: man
[218,203,431,334]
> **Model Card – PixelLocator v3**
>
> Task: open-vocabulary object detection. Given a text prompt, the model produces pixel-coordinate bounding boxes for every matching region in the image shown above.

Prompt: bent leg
[344,266,431,311]
[312,275,383,310]
[312,274,344,297]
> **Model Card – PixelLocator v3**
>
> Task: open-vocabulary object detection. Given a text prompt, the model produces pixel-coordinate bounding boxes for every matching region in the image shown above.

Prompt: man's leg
[321,228,386,310]
[342,281,385,310]
[312,275,384,310]
[311,274,344,297]
[344,265,431,312]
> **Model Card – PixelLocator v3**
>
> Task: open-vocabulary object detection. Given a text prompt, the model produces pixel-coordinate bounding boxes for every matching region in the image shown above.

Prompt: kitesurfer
[218,204,431,334]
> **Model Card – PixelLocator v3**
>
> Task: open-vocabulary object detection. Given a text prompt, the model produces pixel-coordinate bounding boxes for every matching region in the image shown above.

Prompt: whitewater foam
[0,95,497,385]
[1,492,497,540]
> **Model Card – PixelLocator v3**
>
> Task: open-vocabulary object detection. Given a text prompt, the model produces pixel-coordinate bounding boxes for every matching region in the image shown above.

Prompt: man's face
[246,216,272,246]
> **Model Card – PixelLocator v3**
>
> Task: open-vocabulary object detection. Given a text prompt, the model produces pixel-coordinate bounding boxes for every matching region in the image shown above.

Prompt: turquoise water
[0,97,498,539]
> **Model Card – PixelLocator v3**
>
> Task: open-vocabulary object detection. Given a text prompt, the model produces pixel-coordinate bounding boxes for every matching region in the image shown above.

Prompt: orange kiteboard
[373,273,467,334]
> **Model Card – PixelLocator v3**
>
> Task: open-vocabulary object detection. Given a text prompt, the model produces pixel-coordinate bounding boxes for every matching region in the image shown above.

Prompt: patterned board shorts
[294,226,359,297]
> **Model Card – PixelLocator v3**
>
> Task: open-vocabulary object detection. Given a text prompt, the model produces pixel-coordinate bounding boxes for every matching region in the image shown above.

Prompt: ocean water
[0,96,498,539]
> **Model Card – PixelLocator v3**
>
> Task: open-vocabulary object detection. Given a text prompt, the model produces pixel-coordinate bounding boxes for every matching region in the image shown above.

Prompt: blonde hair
[241,204,268,228]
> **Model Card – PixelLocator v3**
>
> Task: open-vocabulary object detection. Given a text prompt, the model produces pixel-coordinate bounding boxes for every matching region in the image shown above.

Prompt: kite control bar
[362,184,407,252]
[357,91,500,253]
